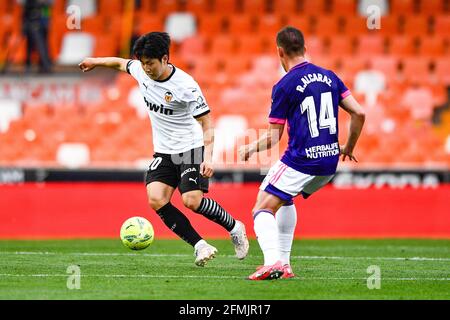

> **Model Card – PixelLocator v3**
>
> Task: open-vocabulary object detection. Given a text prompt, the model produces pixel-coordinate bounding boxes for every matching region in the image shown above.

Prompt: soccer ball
[120,216,154,250]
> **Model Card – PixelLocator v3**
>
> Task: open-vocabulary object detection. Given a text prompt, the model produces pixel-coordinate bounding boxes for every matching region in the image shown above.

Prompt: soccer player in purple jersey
[239,27,365,280]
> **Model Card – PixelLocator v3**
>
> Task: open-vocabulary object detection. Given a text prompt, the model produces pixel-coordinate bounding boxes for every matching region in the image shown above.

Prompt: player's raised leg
[182,190,249,260]
[147,182,216,266]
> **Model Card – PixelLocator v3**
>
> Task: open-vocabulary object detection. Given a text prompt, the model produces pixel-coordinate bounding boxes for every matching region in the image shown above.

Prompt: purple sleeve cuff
[341,90,351,99]
[269,117,286,124]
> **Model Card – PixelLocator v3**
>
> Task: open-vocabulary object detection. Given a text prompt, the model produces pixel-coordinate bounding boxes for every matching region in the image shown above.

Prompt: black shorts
[145,147,209,194]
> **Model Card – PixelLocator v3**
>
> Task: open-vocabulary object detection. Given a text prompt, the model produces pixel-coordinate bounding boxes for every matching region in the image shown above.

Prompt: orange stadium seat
[387,35,416,56]
[343,17,370,36]
[243,0,268,13]
[331,0,357,15]
[197,15,226,37]
[433,15,450,37]
[301,0,327,14]
[375,16,401,36]
[226,15,257,34]
[326,35,355,56]
[434,57,450,84]
[212,0,238,13]
[285,15,312,35]
[178,35,206,64]
[390,0,417,15]
[356,34,386,56]
[236,34,268,55]
[419,0,445,14]
[154,0,180,17]
[98,0,123,16]
[311,15,340,36]
[370,56,399,80]
[210,35,237,55]
[94,35,119,57]
[257,14,283,36]
[135,14,165,35]
[272,0,299,14]
[418,36,446,56]
[400,57,431,84]
[401,15,430,37]
[185,0,210,15]
[305,36,326,57]
[82,16,106,34]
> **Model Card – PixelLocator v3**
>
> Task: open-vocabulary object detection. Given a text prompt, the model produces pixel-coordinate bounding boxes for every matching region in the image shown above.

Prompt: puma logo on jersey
[189,177,198,184]
[144,97,173,115]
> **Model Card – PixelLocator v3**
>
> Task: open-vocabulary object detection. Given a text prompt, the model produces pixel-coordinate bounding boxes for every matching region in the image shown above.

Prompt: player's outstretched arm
[239,123,284,161]
[78,57,130,73]
[339,95,366,162]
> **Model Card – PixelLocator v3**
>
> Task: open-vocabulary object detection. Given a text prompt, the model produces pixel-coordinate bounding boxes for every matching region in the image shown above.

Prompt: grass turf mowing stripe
[0,251,449,262]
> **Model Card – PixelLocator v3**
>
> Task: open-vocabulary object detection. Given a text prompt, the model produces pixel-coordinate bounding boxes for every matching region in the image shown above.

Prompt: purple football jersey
[269,61,351,176]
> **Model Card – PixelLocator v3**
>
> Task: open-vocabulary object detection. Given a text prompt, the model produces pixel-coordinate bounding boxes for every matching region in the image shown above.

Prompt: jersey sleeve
[336,74,351,102]
[184,82,210,118]
[268,84,289,124]
[126,59,143,82]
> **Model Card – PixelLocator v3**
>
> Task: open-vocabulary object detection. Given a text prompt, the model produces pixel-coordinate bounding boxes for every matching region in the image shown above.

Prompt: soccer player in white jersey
[239,27,365,280]
[79,32,249,266]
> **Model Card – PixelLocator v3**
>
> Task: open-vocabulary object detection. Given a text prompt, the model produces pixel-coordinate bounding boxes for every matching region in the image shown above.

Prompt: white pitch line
[0,273,449,281]
[1,251,449,262]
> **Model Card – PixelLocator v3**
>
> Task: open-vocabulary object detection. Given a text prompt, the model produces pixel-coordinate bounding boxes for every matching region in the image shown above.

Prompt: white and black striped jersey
[127,60,210,154]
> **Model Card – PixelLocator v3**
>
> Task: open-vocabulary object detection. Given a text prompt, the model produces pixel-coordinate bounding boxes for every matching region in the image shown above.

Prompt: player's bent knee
[148,195,170,211]
[182,194,202,211]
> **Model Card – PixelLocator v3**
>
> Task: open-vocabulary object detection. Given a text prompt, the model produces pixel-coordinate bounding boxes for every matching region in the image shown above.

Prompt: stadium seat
[272,0,299,14]
[301,0,327,14]
[236,35,268,55]
[164,12,197,42]
[418,36,446,56]
[311,15,340,36]
[401,15,430,37]
[387,35,416,57]
[242,0,268,13]
[433,15,450,37]
[136,15,165,35]
[153,0,179,17]
[433,57,450,84]
[390,0,417,15]
[257,14,283,35]
[375,16,401,36]
[343,17,370,36]
[226,15,257,35]
[185,0,210,15]
[58,32,95,65]
[178,36,207,64]
[68,0,97,18]
[400,57,431,84]
[356,34,386,56]
[98,0,122,16]
[370,56,399,80]
[419,0,445,14]
[305,36,326,57]
[325,35,356,55]
[197,15,226,37]
[331,0,357,15]
[210,35,237,55]
[212,0,238,13]
[285,15,312,35]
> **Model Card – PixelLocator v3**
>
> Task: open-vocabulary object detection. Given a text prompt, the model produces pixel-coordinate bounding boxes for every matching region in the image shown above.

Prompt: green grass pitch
[0,239,449,300]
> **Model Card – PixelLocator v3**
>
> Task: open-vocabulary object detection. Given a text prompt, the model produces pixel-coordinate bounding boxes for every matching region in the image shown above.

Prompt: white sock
[276,204,297,266]
[194,239,207,250]
[253,210,280,265]
[229,220,241,235]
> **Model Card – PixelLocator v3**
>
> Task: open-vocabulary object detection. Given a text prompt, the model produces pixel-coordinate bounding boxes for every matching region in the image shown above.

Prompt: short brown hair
[276,26,305,56]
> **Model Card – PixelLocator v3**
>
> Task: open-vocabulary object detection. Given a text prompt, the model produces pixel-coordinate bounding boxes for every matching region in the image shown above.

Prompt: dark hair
[133,32,171,61]
[276,26,305,56]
